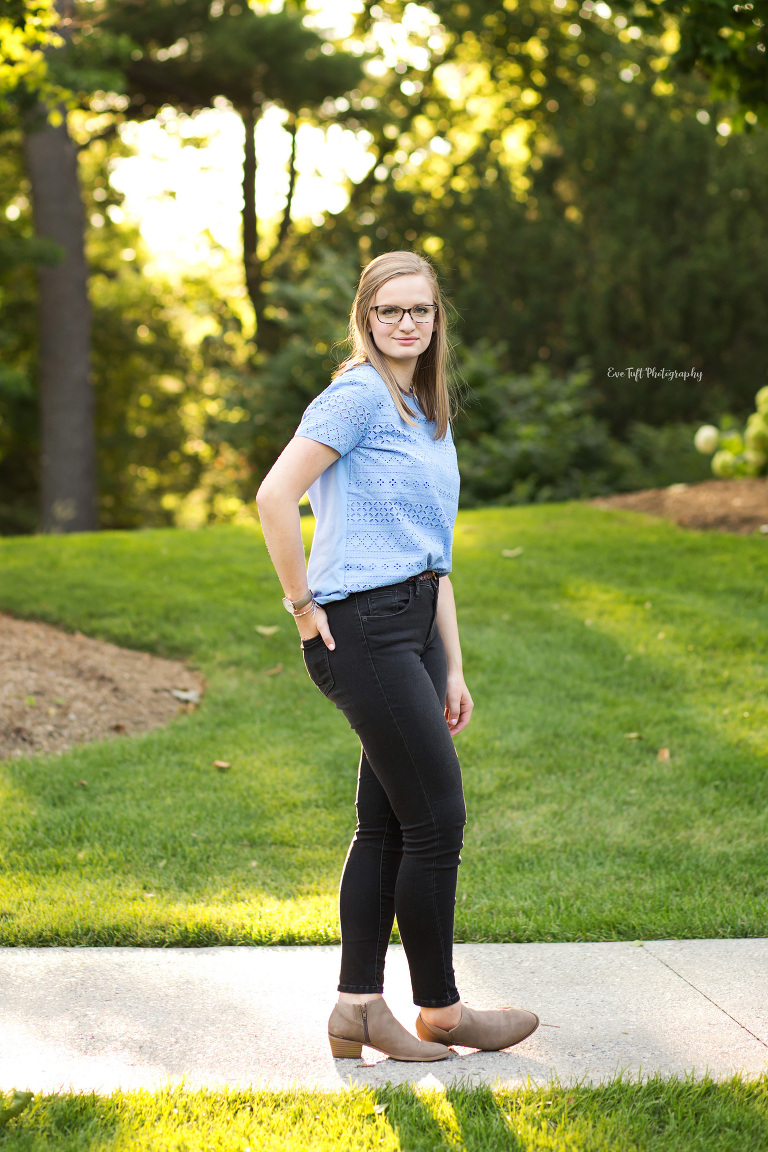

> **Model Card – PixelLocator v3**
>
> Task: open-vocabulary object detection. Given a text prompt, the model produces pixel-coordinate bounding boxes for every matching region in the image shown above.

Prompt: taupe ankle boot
[416,1004,539,1051]
[328,998,450,1062]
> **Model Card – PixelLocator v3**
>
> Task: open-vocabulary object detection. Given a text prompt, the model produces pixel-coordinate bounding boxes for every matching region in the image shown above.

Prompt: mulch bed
[592,477,768,535]
[0,614,205,761]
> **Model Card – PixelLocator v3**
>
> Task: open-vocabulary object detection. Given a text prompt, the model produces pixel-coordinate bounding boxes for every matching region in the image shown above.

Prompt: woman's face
[367,273,437,367]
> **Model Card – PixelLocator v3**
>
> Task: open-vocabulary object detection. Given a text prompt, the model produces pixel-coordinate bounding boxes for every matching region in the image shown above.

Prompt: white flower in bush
[744,449,767,475]
[745,413,768,454]
[711,449,736,478]
[694,424,719,455]
[694,387,768,480]
[720,430,744,455]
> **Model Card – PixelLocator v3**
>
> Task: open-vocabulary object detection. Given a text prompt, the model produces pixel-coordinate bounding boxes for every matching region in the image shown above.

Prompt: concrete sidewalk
[2,940,766,1094]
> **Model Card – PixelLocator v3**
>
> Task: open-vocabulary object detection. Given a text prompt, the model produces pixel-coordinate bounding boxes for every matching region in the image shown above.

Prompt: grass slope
[0,505,766,945]
[2,1079,768,1151]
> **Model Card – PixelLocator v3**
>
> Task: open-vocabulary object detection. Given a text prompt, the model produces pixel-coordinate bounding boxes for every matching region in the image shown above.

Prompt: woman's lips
[395,338,418,344]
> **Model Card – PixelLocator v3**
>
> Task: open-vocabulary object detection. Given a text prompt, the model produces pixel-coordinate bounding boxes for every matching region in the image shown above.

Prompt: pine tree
[87,0,363,341]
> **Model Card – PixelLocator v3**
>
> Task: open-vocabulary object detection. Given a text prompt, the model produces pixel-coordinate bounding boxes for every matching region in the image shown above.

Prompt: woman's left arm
[435,576,474,737]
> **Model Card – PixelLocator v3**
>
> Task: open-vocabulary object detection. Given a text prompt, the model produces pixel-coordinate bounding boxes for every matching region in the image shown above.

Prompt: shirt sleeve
[295,375,377,457]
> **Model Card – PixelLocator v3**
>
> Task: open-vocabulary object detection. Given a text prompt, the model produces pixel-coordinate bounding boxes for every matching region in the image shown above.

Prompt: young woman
[257,251,538,1062]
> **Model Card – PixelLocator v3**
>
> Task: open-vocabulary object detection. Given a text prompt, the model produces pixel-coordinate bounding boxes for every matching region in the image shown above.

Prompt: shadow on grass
[374,1077,768,1151]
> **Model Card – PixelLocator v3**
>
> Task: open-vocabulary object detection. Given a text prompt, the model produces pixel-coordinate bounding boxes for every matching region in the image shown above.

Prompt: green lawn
[0,504,766,945]
[2,1079,768,1151]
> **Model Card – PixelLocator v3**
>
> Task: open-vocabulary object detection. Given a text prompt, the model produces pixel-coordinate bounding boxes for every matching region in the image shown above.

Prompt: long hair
[333,251,457,440]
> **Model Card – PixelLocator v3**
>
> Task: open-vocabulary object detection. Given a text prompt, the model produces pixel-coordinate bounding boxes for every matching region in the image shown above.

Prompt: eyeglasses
[370,304,438,325]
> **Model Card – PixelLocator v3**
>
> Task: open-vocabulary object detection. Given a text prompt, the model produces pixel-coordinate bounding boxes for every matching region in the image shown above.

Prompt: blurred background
[1,0,766,535]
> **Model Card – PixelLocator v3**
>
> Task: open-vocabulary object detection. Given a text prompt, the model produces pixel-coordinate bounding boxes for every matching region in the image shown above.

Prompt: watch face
[282,597,295,613]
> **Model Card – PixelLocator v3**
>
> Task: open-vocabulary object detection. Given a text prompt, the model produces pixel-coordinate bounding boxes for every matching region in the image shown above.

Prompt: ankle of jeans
[413,992,461,1009]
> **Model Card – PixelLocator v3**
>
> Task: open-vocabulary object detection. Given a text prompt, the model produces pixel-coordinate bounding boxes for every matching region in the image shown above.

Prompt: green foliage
[0,116,57,533]
[3,0,768,528]
[455,346,710,506]
[0,118,259,532]
[73,0,365,338]
[614,0,768,127]
[611,421,713,491]
[0,1090,33,1130]
[455,348,616,505]
[0,508,766,946]
[694,385,768,479]
[1,1079,767,1151]
[332,5,768,432]
[243,248,360,480]
[88,1,363,117]
[0,0,64,110]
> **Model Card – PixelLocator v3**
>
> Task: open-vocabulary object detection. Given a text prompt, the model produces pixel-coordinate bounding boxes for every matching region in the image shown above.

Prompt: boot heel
[329,1033,362,1058]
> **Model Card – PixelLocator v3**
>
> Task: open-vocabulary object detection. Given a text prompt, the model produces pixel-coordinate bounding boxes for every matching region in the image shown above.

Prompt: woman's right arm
[256,436,340,647]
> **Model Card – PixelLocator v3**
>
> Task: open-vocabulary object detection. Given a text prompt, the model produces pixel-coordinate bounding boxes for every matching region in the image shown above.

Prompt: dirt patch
[0,614,205,761]
[592,477,768,535]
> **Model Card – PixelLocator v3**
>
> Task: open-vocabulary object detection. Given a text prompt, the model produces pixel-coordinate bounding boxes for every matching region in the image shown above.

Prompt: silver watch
[282,590,313,614]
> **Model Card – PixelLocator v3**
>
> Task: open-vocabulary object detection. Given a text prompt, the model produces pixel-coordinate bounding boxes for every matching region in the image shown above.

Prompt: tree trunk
[241,104,262,332]
[240,102,283,355]
[23,112,97,533]
[277,114,297,250]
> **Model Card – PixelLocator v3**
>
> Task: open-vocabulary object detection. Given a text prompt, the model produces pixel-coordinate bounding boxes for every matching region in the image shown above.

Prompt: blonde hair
[333,250,456,439]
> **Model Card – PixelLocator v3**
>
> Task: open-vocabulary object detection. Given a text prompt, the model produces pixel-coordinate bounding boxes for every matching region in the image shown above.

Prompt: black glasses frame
[370,304,439,325]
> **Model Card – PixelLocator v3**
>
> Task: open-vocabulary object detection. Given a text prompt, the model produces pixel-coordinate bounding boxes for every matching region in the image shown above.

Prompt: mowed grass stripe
[0,505,766,946]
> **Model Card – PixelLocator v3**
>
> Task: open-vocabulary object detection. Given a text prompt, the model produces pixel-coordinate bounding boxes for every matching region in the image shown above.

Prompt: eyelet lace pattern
[296,364,460,599]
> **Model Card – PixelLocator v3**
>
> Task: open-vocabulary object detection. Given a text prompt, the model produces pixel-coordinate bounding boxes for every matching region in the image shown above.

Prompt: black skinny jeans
[301,574,466,1008]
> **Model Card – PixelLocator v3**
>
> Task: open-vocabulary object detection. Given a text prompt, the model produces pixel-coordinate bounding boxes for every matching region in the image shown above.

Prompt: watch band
[282,589,313,614]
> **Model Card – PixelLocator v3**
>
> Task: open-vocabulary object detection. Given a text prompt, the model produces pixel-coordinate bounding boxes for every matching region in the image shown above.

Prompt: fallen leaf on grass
[213,760,231,771]
[657,748,671,761]
[255,625,280,636]
[171,688,200,704]
[75,779,88,788]
[373,1104,387,1114]
[624,732,642,740]
[266,663,283,676]
[501,547,523,559]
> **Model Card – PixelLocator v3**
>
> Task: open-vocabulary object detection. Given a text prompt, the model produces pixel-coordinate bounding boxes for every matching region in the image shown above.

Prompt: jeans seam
[354,595,453,1005]
[374,809,393,987]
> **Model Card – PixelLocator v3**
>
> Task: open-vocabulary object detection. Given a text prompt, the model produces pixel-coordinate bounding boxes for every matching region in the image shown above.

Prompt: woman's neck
[383,355,416,394]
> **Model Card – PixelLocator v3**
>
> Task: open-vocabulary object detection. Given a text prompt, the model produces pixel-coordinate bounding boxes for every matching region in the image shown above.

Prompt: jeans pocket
[362,584,413,618]
[302,636,335,696]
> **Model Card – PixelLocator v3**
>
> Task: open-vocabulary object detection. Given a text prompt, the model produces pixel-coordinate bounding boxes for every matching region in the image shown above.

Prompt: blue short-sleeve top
[295,363,460,604]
